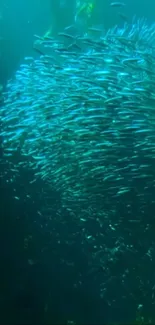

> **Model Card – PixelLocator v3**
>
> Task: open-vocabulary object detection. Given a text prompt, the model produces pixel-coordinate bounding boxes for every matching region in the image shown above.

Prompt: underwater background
[1,0,155,324]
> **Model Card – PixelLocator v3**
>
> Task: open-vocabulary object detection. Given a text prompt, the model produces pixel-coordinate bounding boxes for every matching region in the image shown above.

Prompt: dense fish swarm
[1,18,155,211]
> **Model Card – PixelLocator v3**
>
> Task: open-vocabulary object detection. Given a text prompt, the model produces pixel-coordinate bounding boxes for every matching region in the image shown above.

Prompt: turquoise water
[1,0,155,83]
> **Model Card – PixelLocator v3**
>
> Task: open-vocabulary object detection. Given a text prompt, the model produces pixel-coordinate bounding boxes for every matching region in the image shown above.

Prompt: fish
[1,17,155,216]
[110,2,126,7]
[33,46,45,56]
[118,12,128,21]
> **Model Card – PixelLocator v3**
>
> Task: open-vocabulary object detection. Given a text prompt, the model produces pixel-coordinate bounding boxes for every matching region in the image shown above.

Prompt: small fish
[33,46,45,56]
[118,12,128,21]
[1,17,155,228]
[58,32,75,40]
[110,2,125,7]
[28,259,35,265]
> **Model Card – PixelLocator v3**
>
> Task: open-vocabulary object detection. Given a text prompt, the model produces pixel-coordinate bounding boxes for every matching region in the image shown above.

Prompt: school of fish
[1,17,155,212]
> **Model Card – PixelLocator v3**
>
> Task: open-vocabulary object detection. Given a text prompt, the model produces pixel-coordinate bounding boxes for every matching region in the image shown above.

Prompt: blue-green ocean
[1,1,155,324]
